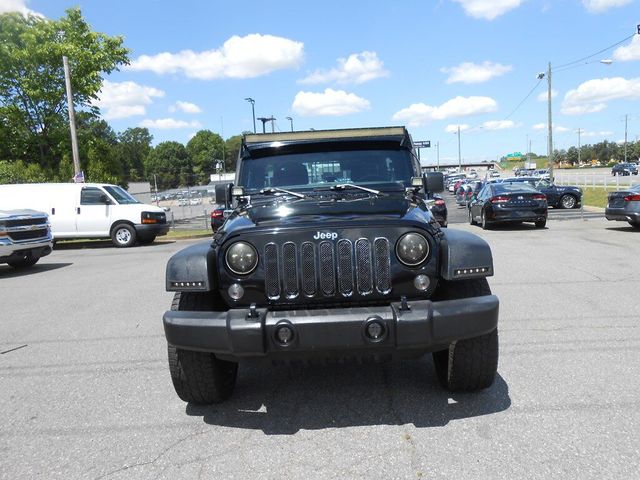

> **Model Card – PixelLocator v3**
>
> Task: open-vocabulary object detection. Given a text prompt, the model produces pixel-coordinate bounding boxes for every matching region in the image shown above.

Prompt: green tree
[0,8,129,170]
[186,130,224,184]
[225,134,243,172]
[145,141,190,190]
[115,127,152,181]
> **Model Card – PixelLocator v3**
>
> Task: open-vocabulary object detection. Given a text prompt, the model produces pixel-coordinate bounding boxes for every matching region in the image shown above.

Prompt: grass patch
[163,229,212,239]
[582,187,615,209]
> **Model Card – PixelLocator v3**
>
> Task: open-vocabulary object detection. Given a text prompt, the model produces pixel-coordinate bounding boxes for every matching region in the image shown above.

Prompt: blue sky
[5,0,640,165]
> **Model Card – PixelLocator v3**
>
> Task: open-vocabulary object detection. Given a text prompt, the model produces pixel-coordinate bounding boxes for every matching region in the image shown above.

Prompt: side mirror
[215,183,232,208]
[424,172,444,193]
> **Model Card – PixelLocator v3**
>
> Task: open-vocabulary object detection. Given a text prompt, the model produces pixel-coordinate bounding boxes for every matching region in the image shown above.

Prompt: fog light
[414,274,430,291]
[365,319,385,341]
[228,283,244,301]
[275,324,294,345]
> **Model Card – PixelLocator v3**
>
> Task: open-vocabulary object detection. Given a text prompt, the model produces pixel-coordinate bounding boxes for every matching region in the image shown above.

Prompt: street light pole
[286,116,294,132]
[546,62,554,181]
[63,56,81,177]
[436,141,440,170]
[577,128,582,165]
[457,125,462,171]
[624,114,628,162]
[245,97,256,133]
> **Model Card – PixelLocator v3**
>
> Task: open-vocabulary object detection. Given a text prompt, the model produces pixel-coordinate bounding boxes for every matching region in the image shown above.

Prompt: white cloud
[139,118,202,130]
[392,96,498,127]
[0,0,44,17]
[482,120,518,130]
[532,123,546,130]
[441,61,512,84]
[537,89,558,101]
[169,101,202,114]
[94,80,165,120]
[613,35,640,62]
[300,51,388,85]
[445,124,471,133]
[555,126,570,133]
[582,130,614,138]
[292,89,370,116]
[129,34,303,80]
[561,77,640,115]
[532,123,572,132]
[582,0,632,13]
[451,0,522,20]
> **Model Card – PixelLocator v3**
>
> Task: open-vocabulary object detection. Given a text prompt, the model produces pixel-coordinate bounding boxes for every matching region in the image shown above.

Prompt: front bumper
[135,223,170,237]
[163,295,499,359]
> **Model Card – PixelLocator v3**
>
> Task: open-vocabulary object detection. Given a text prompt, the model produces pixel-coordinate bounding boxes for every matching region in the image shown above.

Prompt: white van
[0,183,169,247]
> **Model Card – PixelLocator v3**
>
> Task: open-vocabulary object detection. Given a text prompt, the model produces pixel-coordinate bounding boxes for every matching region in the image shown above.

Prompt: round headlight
[396,233,430,266]
[225,242,258,275]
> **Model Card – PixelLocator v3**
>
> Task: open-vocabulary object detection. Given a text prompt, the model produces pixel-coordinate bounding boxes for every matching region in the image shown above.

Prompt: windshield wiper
[259,187,307,199]
[331,184,383,196]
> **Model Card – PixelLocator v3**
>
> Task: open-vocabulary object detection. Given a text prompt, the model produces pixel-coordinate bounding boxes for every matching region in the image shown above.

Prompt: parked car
[502,177,582,209]
[611,163,638,176]
[426,195,448,227]
[605,185,640,228]
[0,183,168,247]
[210,206,232,231]
[533,169,550,179]
[468,182,548,229]
[489,170,501,178]
[0,209,53,268]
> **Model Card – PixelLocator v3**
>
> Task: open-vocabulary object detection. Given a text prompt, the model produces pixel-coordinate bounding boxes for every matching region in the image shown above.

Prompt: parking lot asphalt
[1,217,639,479]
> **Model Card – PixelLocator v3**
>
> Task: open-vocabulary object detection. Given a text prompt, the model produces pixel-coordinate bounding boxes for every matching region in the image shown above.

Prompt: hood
[0,209,48,219]
[221,193,433,234]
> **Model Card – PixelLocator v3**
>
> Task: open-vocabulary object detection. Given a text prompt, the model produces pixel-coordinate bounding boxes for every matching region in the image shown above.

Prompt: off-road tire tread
[167,292,237,404]
[431,278,499,392]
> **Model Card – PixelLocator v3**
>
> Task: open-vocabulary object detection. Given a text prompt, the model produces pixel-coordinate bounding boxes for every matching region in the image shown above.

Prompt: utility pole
[286,116,294,132]
[624,114,628,162]
[257,116,275,133]
[577,128,582,165]
[457,125,462,171]
[546,62,554,181]
[153,174,159,206]
[526,134,530,164]
[63,56,81,178]
[436,141,440,170]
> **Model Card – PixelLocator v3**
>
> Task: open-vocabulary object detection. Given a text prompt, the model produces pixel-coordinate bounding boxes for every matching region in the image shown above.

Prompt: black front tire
[468,208,476,225]
[628,221,640,229]
[535,219,547,229]
[7,255,39,269]
[431,278,499,392]
[167,292,238,404]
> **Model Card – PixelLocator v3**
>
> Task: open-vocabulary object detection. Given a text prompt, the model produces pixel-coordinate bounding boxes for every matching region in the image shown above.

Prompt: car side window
[81,187,106,205]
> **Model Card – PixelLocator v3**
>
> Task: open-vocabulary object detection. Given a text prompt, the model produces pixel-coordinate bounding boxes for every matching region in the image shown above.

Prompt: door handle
[77,207,81,214]
[51,208,55,215]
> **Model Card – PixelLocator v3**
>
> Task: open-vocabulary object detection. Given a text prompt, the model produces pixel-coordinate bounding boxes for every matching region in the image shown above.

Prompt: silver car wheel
[116,228,131,244]
[560,195,576,209]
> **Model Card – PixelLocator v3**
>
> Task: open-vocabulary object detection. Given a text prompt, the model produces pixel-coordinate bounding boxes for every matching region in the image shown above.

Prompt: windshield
[238,149,414,193]
[104,185,141,205]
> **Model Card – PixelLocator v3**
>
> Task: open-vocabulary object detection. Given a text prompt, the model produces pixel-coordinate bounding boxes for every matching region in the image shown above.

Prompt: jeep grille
[263,237,391,300]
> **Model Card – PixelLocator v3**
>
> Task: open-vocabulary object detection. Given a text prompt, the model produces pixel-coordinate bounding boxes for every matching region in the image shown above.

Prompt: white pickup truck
[0,209,53,269]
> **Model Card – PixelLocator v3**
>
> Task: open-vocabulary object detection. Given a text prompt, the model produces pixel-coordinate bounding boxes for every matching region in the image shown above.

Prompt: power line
[553,33,635,70]
[504,78,544,120]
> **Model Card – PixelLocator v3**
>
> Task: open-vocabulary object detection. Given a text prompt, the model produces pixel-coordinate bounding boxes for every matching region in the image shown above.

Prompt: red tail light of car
[532,194,547,201]
[434,199,446,206]
[624,194,640,201]
[211,209,224,219]
[466,190,473,197]
[490,196,510,204]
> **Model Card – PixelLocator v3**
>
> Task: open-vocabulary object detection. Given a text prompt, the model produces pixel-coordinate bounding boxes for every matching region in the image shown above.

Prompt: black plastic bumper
[163,295,499,358]
[0,245,52,263]
[136,223,170,237]
[605,209,640,222]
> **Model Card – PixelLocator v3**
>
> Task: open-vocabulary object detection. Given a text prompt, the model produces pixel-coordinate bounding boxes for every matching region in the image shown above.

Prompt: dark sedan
[503,177,582,209]
[468,182,548,229]
[611,163,638,176]
[605,185,640,228]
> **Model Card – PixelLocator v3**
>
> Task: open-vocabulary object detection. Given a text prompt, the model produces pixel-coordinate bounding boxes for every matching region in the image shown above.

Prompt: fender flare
[439,229,494,281]
[166,240,217,292]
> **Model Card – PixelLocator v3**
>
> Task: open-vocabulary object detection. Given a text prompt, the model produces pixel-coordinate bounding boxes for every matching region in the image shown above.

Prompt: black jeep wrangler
[163,127,499,404]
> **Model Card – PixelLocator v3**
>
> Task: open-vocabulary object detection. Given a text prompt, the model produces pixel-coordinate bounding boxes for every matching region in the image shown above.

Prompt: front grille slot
[282,242,299,298]
[6,218,47,228]
[336,239,353,296]
[319,241,336,296]
[355,239,373,295]
[374,238,391,293]
[300,242,317,296]
[264,243,280,299]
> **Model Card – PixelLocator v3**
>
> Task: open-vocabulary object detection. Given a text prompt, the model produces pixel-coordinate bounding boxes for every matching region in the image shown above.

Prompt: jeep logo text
[314,231,338,240]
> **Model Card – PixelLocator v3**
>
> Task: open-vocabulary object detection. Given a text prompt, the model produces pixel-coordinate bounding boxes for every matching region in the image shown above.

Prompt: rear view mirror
[424,172,444,193]
[214,183,232,208]
[99,194,111,204]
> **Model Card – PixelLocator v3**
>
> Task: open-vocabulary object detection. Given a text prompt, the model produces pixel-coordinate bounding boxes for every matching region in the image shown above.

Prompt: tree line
[553,140,640,166]
[0,8,241,190]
